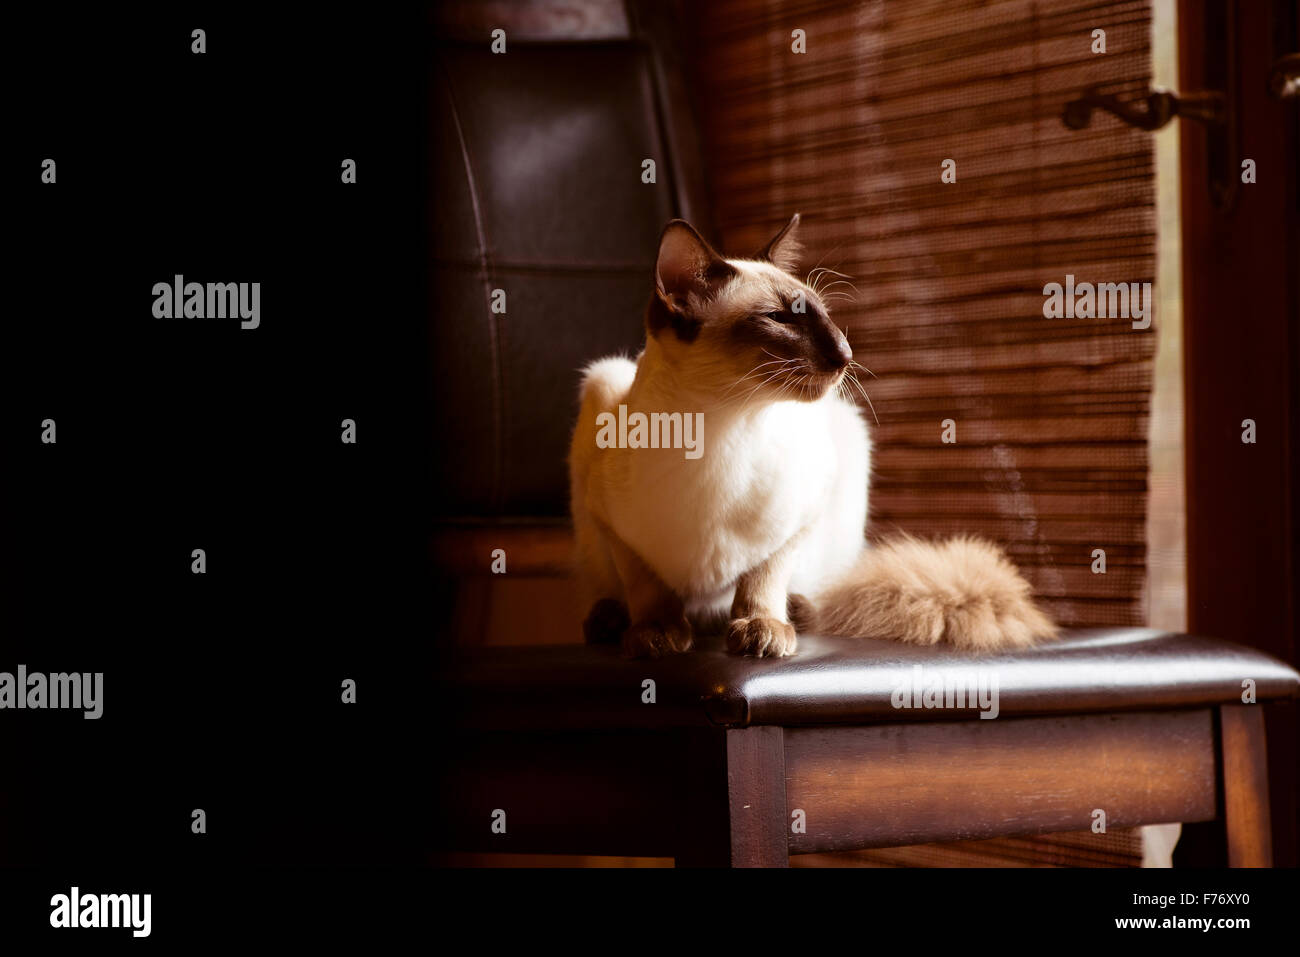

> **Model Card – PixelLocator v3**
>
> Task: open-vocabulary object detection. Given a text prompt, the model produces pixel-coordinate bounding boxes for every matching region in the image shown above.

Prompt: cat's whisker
[720,358,797,399]
[846,370,880,425]
[727,358,794,388]
[848,358,877,380]
[766,372,791,404]
[729,360,786,389]
[805,242,846,288]
[806,266,854,294]
[746,370,795,411]
[816,274,857,289]
[808,261,851,297]
[816,275,855,299]
[730,365,798,412]
[808,266,853,280]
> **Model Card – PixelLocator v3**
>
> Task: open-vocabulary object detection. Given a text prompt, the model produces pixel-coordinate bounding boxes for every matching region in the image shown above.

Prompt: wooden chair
[436,629,1299,866]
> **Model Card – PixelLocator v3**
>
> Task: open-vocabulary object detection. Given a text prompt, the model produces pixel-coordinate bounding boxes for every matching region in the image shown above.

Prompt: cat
[568,214,1057,658]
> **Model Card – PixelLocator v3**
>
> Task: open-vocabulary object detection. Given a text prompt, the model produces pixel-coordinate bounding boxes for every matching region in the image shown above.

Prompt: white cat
[569,214,1056,658]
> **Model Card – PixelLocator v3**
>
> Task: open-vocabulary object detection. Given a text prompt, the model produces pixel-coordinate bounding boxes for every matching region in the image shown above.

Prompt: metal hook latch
[1061,81,1239,211]
[1062,86,1226,132]
[1270,53,1300,99]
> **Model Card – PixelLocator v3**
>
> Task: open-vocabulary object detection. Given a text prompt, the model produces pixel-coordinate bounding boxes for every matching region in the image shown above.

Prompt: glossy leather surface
[440,628,1300,730]
[431,43,675,516]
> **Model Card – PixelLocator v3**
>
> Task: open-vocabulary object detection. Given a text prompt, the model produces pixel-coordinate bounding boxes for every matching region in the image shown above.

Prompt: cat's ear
[655,220,736,304]
[757,213,803,272]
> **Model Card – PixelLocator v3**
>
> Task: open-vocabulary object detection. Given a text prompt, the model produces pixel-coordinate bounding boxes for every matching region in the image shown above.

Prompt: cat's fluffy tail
[813,535,1057,651]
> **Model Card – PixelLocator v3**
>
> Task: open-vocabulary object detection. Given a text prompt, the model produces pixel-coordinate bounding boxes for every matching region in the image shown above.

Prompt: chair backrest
[430,0,708,519]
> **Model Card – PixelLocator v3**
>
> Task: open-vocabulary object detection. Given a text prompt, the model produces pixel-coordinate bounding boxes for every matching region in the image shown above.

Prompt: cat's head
[646,214,853,403]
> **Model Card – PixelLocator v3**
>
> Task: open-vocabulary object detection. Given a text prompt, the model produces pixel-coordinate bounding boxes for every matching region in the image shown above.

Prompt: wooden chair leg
[726,726,789,867]
[675,726,789,867]
[1220,705,1272,867]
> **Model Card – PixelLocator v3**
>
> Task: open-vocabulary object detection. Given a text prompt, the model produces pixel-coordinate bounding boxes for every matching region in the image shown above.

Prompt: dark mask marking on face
[647,293,703,343]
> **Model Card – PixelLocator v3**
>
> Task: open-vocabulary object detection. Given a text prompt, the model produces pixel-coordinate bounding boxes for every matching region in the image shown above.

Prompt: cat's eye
[763,311,793,324]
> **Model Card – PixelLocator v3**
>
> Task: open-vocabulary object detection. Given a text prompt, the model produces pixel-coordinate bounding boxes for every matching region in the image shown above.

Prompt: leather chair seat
[441,628,1300,731]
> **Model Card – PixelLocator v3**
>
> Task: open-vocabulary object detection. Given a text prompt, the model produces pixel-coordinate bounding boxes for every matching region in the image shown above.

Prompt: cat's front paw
[622,617,694,658]
[726,616,797,657]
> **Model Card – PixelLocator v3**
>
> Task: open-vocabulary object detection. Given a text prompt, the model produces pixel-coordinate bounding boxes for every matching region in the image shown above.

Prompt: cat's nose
[825,337,853,371]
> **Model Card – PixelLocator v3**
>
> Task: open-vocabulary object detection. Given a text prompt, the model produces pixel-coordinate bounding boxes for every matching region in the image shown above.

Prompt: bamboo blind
[691,0,1157,629]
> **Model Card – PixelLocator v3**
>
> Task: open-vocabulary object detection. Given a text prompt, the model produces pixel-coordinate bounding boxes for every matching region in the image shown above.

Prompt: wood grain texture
[785,709,1216,854]
[791,825,1145,868]
[1220,705,1272,867]
[726,726,789,867]
[674,726,790,866]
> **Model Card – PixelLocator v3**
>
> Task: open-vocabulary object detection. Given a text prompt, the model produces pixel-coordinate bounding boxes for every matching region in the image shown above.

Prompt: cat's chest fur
[598,398,839,600]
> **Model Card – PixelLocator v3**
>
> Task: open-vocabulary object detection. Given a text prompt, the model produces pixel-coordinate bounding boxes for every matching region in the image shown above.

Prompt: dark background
[1,0,1295,932]
[1,6,433,868]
